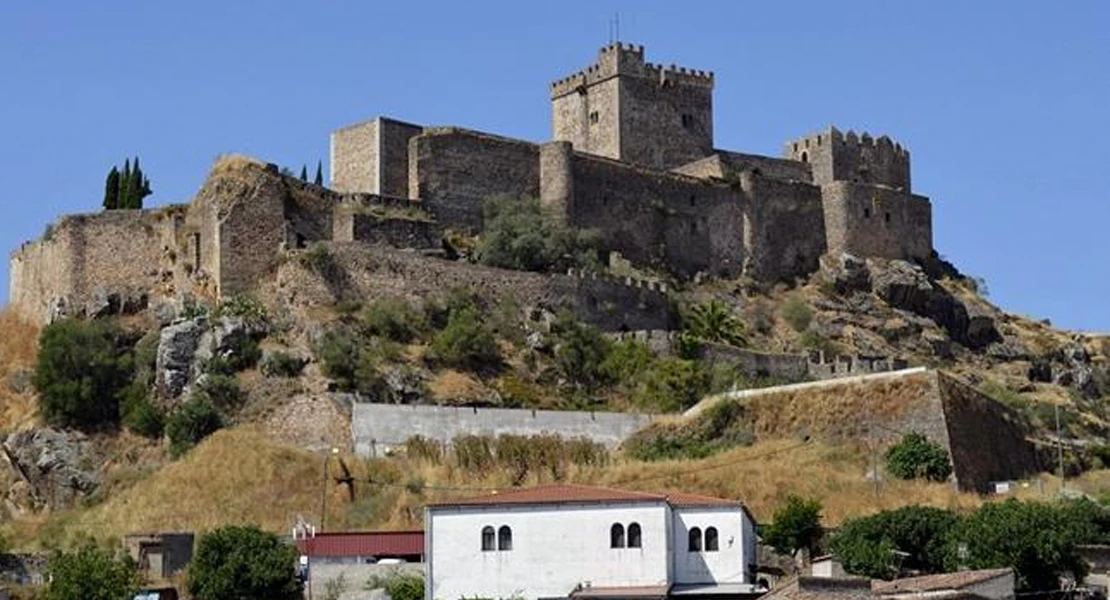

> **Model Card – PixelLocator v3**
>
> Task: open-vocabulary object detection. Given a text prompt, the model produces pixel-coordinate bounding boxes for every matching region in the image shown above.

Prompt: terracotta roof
[426,484,742,509]
[761,577,873,600]
[295,530,423,558]
[872,569,1013,595]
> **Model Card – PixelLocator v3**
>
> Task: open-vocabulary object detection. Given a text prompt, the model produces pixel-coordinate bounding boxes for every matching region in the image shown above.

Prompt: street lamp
[320,447,340,531]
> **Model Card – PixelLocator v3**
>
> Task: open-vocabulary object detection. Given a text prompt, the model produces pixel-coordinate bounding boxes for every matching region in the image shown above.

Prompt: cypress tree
[314,161,323,186]
[120,159,133,209]
[300,165,308,181]
[103,167,120,210]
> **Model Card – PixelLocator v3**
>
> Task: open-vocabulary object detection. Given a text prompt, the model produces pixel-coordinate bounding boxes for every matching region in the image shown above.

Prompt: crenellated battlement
[783,126,912,191]
[785,126,908,158]
[550,42,713,98]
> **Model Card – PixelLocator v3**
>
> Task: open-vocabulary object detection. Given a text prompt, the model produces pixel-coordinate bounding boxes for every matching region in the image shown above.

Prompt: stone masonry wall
[785,128,911,192]
[619,72,713,170]
[337,213,439,249]
[379,118,424,198]
[739,172,827,282]
[408,128,540,232]
[350,402,659,456]
[565,151,744,279]
[274,243,674,332]
[330,119,378,194]
[9,209,179,323]
[822,181,932,262]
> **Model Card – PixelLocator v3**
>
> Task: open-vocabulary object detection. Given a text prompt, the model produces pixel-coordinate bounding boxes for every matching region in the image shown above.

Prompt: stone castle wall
[409,128,540,232]
[350,402,659,456]
[785,128,911,192]
[739,173,827,282]
[822,181,932,262]
[330,117,424,197]
[273,243,674,332]
[334,212,439,249]
[9,209,180,322]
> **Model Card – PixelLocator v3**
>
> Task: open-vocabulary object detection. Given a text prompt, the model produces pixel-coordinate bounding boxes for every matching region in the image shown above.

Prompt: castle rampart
[784,127,911,191]
[330,117,423,197]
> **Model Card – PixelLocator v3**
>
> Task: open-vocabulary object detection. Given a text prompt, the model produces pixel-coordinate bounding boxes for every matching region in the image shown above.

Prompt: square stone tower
[550,43,715,170]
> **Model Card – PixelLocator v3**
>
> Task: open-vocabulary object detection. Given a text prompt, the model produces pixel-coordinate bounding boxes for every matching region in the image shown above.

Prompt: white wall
[670,507,752,585]
[428,503,671,600]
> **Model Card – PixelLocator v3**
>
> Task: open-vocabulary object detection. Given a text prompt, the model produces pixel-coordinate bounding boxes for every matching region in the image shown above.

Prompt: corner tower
[784,127,911,191]
[550,43,715,170]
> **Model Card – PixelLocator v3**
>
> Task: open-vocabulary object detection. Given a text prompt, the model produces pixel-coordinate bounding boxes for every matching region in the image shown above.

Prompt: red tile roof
[295,530,424,558]
[426,484,743,509]
[872,569,1012,594]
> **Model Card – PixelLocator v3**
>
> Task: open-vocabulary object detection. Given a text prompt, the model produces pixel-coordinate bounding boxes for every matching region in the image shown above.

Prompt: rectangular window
[589,111,599,124]
[681,114,694,128]
[190,232,201,269]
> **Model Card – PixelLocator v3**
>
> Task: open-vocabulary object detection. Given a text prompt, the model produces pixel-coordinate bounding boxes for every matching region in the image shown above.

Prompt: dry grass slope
[0,308,40,431]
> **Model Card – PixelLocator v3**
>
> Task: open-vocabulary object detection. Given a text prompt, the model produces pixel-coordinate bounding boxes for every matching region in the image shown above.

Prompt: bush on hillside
[260,351,306,378]
[33,318,132,431]
[366,569,424,600]
[831,505,959,579]
[548,312,612,390]
[780,295,814,333]
[884,432,953,482]
[427,307,501,372]
[684,300,746,347]
[478,195,601,273]
[362,297,428,343]
[629,357,710,413]
[166,396,225,458]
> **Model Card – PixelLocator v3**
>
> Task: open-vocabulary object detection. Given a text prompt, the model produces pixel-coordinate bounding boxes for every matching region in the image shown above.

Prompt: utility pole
[1056,403,1065,495]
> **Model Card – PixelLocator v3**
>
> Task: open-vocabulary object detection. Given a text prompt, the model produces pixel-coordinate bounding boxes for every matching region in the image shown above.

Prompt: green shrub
[166,396,225,458]
[764,495,824,556]
[33,318,132,431]
[216,294,269,328]
[831,505,958,579]
[885,432,953,482]
[362,298,427,343]
[599,339,656,384]
[684,300,746,346]
[188,525,302,600]
[195,374,244,411]
[428,307,501,372]
[781,295,814,332]
[477,195,601,273]
[623,398,753,461]
[260,351,306,378]
[46,542,140,600]
[120,388,165,438]
[366,569,424,600]
[548,312,611,389]
[204,335,262,375]
[630,357,710,413]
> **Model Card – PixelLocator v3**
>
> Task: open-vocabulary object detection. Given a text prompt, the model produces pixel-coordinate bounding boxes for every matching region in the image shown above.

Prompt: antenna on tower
[607,13,621,44]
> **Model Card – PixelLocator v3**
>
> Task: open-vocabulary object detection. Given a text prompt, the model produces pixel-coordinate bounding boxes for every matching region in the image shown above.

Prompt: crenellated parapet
[550,42,713,99]
[784,126,912,192]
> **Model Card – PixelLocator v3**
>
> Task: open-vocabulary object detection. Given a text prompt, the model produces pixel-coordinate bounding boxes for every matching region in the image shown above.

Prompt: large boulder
[1,428,100,510]
[820,253,871,294]
[156,316,209,398]
[869,260,1000,350]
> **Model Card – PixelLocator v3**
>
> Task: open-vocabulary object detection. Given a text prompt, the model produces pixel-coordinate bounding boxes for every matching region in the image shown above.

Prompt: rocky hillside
[1,162,1108,548]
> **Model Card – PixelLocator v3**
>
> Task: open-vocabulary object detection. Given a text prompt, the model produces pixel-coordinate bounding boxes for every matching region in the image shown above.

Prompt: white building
[424,484,761,600]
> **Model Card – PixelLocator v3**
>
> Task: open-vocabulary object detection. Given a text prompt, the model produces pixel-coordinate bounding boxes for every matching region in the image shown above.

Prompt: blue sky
[1,2,1107,331]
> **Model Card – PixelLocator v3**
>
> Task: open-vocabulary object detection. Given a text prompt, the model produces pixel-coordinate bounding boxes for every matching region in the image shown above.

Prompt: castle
[332,42,932,281]
[8,43,933,326]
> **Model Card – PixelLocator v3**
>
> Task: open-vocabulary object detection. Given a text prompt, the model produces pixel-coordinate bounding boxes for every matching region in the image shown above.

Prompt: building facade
[424,484,759,600]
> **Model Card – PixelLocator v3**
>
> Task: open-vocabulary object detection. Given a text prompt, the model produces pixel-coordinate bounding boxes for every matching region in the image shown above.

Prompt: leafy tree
[103,167,120,210]
[166,396,224,457]
[763,495,823,556]
[685,300,746,347]
[599,339,656,385]
[314,160,324,186]
[428,306,501,372]
[832,506,959,579]
[188,525,303,600]
[548,311,611,389]
[33,319,132,430]
[885,432,953,482]
[46,542,140,600]
[362,297,428,343]
[630,357,710,412]
[478,195,600,273]
[946,499,1089,591]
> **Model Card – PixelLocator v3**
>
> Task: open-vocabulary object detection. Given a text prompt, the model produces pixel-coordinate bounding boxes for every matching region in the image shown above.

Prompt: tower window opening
[690,221,698,234]
[681,113,694,128]
[817,135,822,146]
[885,212,891,223]
[800,151,808,164]
[589,111,599,124]
[689,195,696,207]
[864,208,871,219]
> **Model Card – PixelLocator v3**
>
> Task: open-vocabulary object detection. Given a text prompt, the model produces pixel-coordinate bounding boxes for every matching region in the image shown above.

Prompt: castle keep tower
[550,43,714,170]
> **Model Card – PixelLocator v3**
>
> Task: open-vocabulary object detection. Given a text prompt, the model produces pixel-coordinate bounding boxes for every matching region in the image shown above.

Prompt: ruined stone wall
[564,151,744,279]
[9,209,179,323]
[936,372,1042,492]
[408,128,540,232]
[273,243,674,332]
[821,181,932,262]
[336,213,438,249]
[739,172,827,282]
[211,170,291,297]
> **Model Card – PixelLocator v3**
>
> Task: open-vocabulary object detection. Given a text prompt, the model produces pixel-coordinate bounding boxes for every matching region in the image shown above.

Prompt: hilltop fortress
[9,43,933,326]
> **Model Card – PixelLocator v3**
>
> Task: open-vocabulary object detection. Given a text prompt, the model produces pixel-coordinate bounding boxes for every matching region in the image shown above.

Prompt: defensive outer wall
[350,403,659,457]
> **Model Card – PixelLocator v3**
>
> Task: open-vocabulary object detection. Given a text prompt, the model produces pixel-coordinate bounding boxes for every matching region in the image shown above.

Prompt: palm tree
[685,300,746,347]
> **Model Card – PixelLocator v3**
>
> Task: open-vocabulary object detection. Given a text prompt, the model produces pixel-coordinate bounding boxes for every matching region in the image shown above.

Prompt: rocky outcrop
[868,259,1000,350]
[1,428,100,511]
[156,316,209,399]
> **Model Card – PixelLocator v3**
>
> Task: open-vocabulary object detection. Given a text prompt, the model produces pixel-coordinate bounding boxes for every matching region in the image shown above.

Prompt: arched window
[628,523,642,548]
[610,523,626,548]
[800,151,808,164]
[705,527,719,552]
[481,526,495,551]
[688,527,702,552]
[498,525,513,551]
